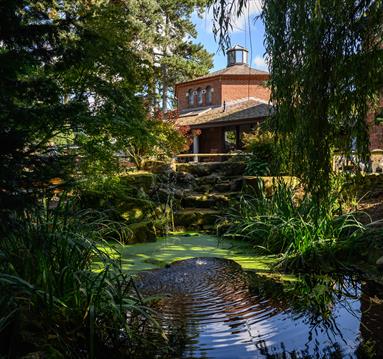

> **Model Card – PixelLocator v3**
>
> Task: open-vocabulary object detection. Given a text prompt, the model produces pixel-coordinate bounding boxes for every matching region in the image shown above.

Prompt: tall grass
[220,178,367,271]
[0,200,166,358]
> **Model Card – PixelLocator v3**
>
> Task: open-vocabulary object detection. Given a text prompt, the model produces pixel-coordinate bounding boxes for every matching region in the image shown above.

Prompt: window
[206,86,213,105]
[197,88,203,106]
[188,89,194,107]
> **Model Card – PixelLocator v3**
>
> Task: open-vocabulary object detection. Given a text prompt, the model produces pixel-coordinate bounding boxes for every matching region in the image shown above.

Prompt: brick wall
[221,77,270,103]
[175,74,271,112]
[176,78,222,111]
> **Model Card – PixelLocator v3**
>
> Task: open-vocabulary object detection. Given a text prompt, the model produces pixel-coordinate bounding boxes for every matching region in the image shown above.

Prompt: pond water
[137,257,383,358]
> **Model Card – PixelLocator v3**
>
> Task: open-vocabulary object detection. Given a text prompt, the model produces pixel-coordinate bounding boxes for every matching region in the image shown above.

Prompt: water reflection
[137,257,383,358]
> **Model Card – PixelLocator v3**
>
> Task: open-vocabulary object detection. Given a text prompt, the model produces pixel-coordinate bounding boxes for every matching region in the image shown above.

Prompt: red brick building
[175,45,272,156]
[175,45,383,160]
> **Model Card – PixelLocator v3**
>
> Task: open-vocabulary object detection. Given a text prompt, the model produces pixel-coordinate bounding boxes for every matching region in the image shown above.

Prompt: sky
[191,0,268,72]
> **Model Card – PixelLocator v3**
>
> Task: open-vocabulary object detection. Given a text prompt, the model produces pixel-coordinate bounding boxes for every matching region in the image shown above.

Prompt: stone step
[174,208,221,229]
[193,177,244,193]
[176,161,246,177]
[181,192,239,209]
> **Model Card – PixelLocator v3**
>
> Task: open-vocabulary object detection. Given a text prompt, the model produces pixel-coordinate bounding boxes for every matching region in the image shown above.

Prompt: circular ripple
[136,257,363,358]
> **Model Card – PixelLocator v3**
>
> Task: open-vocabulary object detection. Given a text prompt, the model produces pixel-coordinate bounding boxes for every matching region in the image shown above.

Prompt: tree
[212,0,383,197]
[0,0,152,207]
[146,0,214,112]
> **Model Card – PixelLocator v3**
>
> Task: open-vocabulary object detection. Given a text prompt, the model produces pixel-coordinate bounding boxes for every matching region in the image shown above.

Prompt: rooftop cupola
[227,45,248,67]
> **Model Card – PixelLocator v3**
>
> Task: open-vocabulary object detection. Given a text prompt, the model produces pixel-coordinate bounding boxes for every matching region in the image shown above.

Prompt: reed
[220,177,367,271]
[0,199,166,358]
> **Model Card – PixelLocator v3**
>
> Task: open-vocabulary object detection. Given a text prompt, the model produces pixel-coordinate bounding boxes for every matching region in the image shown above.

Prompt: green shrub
[242,127,274,176]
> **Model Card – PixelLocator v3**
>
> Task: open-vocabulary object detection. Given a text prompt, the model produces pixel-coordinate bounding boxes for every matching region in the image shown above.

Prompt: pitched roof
[177,64,269,85]
[176,98,272,127]
[228,44,248,51]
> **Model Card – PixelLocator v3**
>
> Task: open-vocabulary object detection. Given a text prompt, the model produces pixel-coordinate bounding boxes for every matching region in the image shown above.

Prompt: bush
[243,125,281,175]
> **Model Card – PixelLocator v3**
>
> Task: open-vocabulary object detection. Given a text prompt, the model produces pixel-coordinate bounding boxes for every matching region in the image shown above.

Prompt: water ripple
[137,257,382,358]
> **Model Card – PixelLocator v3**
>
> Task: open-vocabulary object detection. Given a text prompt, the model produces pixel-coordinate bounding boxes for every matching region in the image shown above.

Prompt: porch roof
[176,98,272,127]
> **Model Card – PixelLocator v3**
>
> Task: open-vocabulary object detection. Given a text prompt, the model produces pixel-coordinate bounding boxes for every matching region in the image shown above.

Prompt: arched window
[206,86,213,105]
[188,89,194,106]
[197,87,203,106]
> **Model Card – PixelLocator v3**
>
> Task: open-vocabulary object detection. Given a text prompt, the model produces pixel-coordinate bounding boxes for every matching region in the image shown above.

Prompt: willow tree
[212,0,383,197]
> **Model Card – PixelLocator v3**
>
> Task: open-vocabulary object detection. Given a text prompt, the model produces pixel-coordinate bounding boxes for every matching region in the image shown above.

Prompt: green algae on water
[97,233,278,273]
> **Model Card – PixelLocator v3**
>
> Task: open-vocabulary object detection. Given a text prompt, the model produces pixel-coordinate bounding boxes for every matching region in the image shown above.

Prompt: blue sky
[191,1,267,72]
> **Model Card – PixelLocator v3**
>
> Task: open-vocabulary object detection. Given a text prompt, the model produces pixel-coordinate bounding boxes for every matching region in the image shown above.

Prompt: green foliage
[212,0,383,198]
[261,0,383,197]
[0,202,167,357]
[147,0,214,111]
[242,126,275,175]
[221,178,367,271]
[124,118,186,169]
[0,0,149,207]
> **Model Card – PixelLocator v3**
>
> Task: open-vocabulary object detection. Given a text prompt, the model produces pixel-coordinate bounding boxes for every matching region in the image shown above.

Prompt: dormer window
[188,89,194,107]
[197,87,203,106]
[206,86,213,105]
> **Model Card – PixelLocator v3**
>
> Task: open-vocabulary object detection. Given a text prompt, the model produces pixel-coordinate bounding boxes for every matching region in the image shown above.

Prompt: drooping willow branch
[212,0,383,198]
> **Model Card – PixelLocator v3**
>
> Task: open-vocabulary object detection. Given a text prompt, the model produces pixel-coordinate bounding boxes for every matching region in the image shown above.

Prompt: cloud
[231,0,263,33]
[196,0,262,35]
[253,55,268,70]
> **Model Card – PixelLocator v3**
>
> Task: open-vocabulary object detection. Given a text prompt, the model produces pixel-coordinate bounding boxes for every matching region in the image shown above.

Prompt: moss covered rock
[121,208,145,223]
[119,172,156,192]
[142,160,174,174]
[126,221,157,243]
[174,208,220,230]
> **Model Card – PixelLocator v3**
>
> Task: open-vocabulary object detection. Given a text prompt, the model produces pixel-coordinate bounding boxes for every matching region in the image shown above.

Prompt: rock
[220,161,246,176]
[120,172,156,192]
[376,256,383,270]
[176,171,196,184]
[176,161,246,177]
[196,174,220,185]
[230,177,244,191]
[215,182,232,192]
[182,193,231,209]
[174,188,189,199]
[142,160,173,174]
[126,221,157,243]
[154,187,174,202]
[174,208,220,229]
[121,208,145,223]
[197,184,212,194]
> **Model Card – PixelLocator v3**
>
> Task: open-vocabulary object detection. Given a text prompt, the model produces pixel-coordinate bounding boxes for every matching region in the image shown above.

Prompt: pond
[131,237,383,358]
